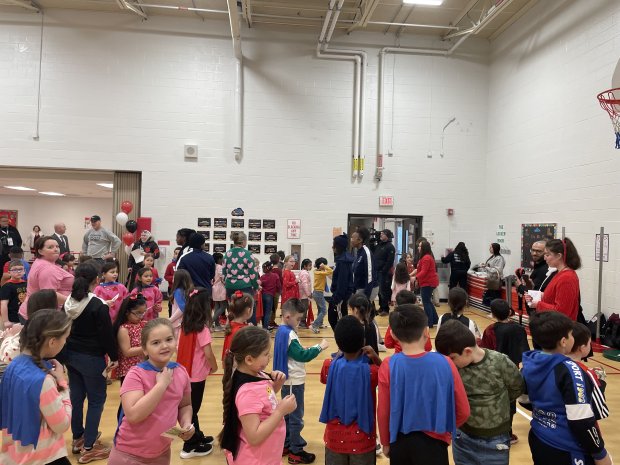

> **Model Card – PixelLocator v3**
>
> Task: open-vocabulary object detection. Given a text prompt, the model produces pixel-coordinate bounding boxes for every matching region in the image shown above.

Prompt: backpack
[602,313,620,349]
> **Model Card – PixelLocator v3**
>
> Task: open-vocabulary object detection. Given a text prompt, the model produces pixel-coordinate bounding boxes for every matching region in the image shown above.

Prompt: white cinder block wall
[487,0,620,317]
[0,10,490,269]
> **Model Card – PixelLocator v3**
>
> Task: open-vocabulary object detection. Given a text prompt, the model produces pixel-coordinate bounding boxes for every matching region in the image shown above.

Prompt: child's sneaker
[282,446,290,456]
[180,442,213,459]
[78,443,110,464]
[72,431,102,454]
[288,450,316,464]
[510,434,519,445]
[310,325,320,334]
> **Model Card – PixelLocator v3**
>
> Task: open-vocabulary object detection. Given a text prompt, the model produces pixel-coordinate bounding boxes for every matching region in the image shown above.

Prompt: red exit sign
[379,195,394,207]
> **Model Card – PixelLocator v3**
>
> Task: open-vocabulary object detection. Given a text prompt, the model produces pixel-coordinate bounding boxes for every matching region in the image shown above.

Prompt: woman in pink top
[218,326,296,465]
[176,289,219,458]
[19,236,74,322]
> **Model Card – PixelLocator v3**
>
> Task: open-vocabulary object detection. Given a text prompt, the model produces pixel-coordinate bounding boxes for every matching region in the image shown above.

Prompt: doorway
[347,214,423,263]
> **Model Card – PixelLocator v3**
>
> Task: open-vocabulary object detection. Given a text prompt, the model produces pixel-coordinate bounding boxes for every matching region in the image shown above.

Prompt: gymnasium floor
[68,304,620,465]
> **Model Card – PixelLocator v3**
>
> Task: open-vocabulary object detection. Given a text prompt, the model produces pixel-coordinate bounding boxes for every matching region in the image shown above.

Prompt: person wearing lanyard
[0,214,23,269]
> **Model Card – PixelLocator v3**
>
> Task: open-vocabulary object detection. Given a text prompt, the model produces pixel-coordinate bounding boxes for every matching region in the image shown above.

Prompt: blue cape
[273,325,293,378]
[0,355,52,447]
[99,281,121,287]
[137,360,180,371]
[319,354,373,435]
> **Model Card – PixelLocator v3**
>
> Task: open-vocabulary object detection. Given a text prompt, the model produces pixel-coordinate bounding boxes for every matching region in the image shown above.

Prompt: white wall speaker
[184,144,198,159]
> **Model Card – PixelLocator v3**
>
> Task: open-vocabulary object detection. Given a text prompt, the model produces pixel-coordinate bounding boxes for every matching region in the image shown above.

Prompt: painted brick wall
[488,0,620,317]
[0,9,490,268]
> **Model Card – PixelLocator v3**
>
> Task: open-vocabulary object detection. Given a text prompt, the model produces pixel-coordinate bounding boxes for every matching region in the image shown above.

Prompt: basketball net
[597,88,620,149]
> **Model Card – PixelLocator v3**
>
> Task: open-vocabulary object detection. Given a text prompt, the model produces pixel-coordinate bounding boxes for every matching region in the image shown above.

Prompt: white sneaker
[377,343,387,352]
[376,443,383,456]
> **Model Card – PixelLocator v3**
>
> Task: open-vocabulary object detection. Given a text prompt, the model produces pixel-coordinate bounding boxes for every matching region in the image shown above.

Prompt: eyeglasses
[530,249,544,254]
[9,268,24,272]
[131,311,146,319]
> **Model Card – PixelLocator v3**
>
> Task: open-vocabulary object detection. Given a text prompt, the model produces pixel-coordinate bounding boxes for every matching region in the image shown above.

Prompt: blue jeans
[282,383,306,453]
[262,293,274,328]
[213,300,227,327]
[66,350,107,448]
[312,291,327,328]
[452,429,510,465]
[420,286,438,327]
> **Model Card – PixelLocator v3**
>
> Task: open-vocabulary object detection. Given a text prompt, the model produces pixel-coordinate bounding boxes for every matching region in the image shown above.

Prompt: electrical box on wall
[184,145,198,160]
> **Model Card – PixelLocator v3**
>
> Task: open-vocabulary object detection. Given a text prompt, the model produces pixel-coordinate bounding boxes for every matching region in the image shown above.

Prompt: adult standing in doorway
[0,214,22,270]
[374,229,395,317]
[127,230,160,289]
[526,238,582,321]
[27,225,43,255]
[174,228,196,269]
[18,236,74,322]
[441,241,471,290]
[82,215,121,264]
[177,233,215,292]
[350,227,378,300]
[52,222,70,255]
[411,240,439,328]
[327,233,354,331]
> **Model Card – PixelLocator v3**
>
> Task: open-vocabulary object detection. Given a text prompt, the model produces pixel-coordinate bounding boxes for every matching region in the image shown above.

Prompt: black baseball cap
[90,215,101,222]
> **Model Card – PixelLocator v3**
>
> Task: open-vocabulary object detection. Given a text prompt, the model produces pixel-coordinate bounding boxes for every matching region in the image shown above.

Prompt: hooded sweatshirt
[82,227,121,259]
[521,350,608,461]
[331,252,354,306]
[64,293,118,361]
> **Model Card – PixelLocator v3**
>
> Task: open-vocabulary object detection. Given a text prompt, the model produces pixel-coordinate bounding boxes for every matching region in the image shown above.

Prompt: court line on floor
[516,408,533,421]
[589,357,620,373]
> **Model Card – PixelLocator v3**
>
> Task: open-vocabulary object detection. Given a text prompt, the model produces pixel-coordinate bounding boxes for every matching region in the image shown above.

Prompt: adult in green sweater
[223,231,258,304]
[435,319,524,465]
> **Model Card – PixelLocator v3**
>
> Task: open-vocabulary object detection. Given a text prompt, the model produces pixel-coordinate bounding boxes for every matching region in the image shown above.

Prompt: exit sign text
[379,195,394,207]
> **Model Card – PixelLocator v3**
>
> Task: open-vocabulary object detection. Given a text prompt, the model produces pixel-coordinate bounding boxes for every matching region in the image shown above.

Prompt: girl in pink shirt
[176,288,219,458]
[0,309,73,465]
[113,295,147,383]
[218,326,296,465]
[391,262,412,303]
[212,253,227,331]
[130,268,162,321]
[94,262,129,322]
[109,319,199,465]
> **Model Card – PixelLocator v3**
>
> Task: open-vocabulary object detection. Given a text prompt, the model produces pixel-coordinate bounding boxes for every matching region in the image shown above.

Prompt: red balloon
[122,233,134,246]
[120,201,133,214]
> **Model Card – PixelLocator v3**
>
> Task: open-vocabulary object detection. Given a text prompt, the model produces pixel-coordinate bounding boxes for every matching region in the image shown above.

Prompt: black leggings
[47,458,72,465]
[390,432,448,465]
[449,270,468,290]
[328,299,349,331]
[190,380,206,436]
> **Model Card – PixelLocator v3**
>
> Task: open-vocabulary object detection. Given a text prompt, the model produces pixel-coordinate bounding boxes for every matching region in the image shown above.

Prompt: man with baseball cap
[82,215,121,262]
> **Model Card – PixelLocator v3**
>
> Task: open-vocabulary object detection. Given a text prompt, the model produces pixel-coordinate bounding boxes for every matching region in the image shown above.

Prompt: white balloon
[115,212,129,226]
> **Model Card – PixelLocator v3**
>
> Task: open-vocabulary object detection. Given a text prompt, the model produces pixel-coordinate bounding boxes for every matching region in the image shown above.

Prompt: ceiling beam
[251,0,358,15]
[241,0,253,28]
[448,0,479,27]
[2,0,40,12]
[116,0,147,19]
[346,0,380,33]
[488,0,537,41]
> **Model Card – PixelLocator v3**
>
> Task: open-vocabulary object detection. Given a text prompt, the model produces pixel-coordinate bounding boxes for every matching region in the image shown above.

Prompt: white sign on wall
[287,219,301,239]
[595,234,609,262]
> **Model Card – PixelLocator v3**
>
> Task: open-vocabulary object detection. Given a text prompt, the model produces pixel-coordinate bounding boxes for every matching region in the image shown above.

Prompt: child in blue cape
[273,298,329,464]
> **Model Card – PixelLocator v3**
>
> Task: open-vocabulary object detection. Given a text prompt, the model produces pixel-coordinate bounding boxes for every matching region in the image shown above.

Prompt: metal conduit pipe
[127,2,227,13]
[368,21,457,30]
[324,0,344,47]
[318,0,336,43]
[227,0,243,161]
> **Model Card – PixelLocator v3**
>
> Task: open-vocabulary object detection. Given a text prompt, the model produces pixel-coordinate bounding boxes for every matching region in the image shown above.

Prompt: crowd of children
[0,236,615,465]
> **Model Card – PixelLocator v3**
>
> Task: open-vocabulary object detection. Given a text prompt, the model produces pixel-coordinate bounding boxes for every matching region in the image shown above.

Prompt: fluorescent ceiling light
[403,0,444,5]
[4,185,36,191]
[97,183,113,189]
[39,191,66,196]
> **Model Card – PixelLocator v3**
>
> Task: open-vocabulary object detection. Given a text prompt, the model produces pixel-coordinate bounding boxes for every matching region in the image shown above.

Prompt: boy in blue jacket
[521,312,610,465]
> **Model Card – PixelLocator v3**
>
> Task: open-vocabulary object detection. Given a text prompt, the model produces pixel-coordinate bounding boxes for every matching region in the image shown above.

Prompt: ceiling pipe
[324,0,344,47]
[443,0,516,40]
[318,0,336,43]
[226,0,243,162]
[127,2,227,14]
[368,21,457,30]
[3,0,40,12]
[117,0,147,19]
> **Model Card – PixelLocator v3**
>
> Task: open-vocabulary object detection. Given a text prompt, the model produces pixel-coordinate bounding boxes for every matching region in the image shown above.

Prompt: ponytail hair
[71,262,99,301]
[218,326,271,456]
[19,309,72,391]
[348,293,371,326]
[448,287,468,316]
[546,237,581,270]
[225,291,253,335]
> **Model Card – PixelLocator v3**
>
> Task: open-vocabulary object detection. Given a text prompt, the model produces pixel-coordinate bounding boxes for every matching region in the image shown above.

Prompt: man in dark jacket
[0,214,22,269]
[177,233,215,292]
[351,227,378,299]
[328,233,354,331]
[374,229,395,316]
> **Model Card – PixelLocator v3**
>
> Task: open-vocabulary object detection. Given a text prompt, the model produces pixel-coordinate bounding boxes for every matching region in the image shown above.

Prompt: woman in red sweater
[281,255,300,306]
[411,240,439,327]
[526,238,581,321]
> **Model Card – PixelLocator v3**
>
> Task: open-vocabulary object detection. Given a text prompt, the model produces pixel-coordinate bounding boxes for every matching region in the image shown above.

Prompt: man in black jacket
[0,214,22,269]
[374,229,395,316]
[516,240,556,315]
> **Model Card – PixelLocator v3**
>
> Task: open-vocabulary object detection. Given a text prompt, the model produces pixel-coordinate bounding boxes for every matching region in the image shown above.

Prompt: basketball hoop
[597,88,620,149]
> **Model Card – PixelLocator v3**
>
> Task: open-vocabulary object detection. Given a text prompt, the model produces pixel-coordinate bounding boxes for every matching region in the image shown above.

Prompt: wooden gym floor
[65,304,620,464]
